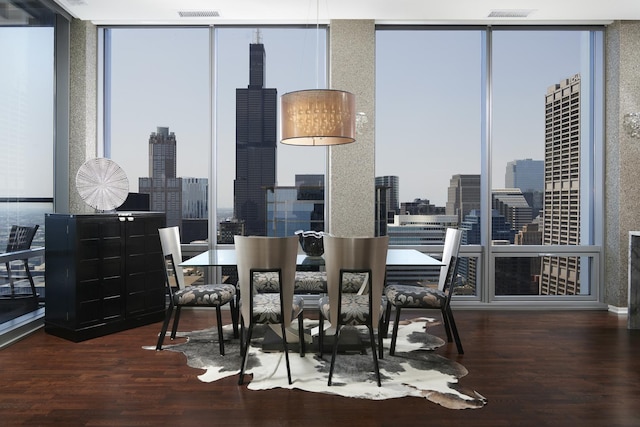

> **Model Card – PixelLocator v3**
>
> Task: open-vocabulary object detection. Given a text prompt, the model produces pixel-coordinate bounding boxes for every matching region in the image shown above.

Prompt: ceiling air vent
[488,9,535,18]
[178,10,220,18]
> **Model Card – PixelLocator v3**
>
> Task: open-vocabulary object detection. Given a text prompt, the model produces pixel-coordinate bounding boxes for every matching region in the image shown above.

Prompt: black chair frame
[238,267,305,386]
[5,224,39,298]
[318,267,383,387]
[388,255,463,355]
[156,253,237,355]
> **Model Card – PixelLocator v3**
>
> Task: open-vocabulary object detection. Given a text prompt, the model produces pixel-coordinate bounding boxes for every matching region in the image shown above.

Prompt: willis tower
[233,38,277,236]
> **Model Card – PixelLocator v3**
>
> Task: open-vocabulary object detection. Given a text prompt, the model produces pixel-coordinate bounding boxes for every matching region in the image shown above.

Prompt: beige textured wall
[328,20,375,237]
[69,19,97,214]
[606,21,640,307]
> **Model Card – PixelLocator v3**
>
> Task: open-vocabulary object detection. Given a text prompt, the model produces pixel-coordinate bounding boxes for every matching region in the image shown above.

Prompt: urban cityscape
[133,38,582,298]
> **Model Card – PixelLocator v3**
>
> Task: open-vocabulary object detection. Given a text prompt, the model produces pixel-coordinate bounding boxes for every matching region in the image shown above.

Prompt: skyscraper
[375,175,399,216]
[505,159,544,193]
[234,41,277,236]
[446,174,480,226]
[541,73,581,295]
[139,126,182,227]
[139,127,209,240]
[492,188,533,233]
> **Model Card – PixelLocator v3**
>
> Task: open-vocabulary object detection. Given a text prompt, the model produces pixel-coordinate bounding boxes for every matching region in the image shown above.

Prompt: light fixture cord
[315,0,319,89]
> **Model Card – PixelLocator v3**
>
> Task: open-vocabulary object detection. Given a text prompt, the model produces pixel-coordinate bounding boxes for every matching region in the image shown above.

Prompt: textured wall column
[605,21,640,308]
[328,20,375,237]
[69,19,97,214]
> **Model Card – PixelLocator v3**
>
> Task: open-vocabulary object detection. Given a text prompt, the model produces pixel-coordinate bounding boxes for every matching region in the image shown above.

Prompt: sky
[105,27,588,208]
[0,27,54,199]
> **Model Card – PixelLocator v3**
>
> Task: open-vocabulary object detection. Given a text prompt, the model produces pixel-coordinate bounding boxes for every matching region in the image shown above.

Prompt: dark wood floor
[1,309,639,427]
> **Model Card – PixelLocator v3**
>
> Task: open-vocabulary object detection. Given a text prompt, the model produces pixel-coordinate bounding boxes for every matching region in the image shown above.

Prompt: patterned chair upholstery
[156,226,237,355]
[318,235,389,387]
[235,235,305,386]
[384,228,464,355]
[250,270,368,294]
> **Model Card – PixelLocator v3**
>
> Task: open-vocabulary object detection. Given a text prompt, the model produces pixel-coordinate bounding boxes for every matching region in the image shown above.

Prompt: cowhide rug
[144,318,486,410]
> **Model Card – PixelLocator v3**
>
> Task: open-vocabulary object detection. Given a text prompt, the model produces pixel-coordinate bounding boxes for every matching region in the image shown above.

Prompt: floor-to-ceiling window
[376,28,484,295]
[102,26,327,247]
[376,26,604,305]
[0,1,55,324]
[490,28,603,300]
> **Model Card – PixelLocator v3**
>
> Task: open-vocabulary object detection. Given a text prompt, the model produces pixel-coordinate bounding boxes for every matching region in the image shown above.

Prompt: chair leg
[280,321,292,385]
[389,306,402,356]
[377,318,384,360]
[318,315,324,358]
[229,299,239,338]
[238,323,254,385]
[6,263,14,297]
[156,304,174,350]
[170,306,182,339]
[446,306,464,354]
[215,305,225,356]
[368,325,381,387]
[328,324,343,386]
[298,315,305,357]
[381,298,392,339]
[23,260,37,298]
[440,308,454,343]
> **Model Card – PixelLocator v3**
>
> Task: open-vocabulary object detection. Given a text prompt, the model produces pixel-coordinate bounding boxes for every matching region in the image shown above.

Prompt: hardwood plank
[1,309,639,426]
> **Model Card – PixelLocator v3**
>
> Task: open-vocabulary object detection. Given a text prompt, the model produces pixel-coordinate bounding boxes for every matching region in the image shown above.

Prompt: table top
[180,248,444,267]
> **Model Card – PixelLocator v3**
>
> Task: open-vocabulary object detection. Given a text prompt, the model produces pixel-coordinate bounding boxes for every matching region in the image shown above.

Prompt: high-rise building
[375,176,399,220]
[446,174,480,226]
[505,158,544,219]
[265,175,325,237]
[541,73,581,295]
[234,41,277,236]
[505,159,544,193]
[400,198,445,216]
[492,188,533,233]
[459,209,517,294]
[139,126,182,228]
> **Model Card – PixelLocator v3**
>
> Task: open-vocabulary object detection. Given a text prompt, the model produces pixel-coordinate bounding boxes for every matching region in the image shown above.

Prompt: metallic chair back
[323,235,389,328]
[234,235,299,328]
[437,228,462,291]
[158,226,185,289]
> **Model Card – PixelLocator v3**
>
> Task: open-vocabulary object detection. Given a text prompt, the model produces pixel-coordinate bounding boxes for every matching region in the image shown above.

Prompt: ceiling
[49,0,640,26]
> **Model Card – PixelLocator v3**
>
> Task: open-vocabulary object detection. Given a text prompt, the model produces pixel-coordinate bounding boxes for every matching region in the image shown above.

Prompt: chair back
[158,226,185,289]
[437,228,462,291]
[442,255,461,306]
[6,225,39,252]
[323,235,389,327]
[234,235,298,327]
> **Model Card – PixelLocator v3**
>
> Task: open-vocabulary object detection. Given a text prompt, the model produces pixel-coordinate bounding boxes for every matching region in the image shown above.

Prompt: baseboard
[0,307,44,349]
[608,305,628,315]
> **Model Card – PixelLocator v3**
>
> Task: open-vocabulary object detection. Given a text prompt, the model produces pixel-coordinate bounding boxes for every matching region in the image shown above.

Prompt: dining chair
[234,235,305,386]
[384,227,464,354]
[318,235,389,387]
[155,226,237,355]
[4,224,39,298]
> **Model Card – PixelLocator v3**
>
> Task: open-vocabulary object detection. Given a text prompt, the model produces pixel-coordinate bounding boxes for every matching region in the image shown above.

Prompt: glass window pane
[376,30,483,245]
[107,28,210,242]
[491,30,592,246]
[215,27,327,239]
[491,29,602,297]
[495,255,594,296]
[0,25,53,320]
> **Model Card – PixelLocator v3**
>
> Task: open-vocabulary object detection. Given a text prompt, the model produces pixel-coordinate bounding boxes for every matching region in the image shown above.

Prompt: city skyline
[106,28,586,209]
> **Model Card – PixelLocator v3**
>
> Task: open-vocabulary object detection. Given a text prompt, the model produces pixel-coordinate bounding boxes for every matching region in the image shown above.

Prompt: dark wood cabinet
[44,212,166,341]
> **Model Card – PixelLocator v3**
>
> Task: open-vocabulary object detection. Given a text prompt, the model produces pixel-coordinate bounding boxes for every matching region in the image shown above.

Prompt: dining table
[180,247,445,269]
[180,247,445,350]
